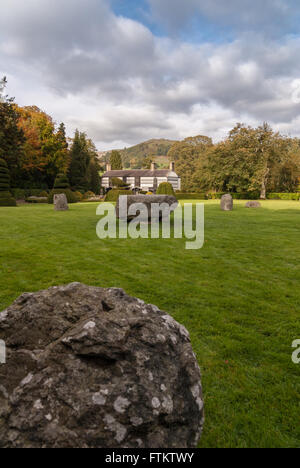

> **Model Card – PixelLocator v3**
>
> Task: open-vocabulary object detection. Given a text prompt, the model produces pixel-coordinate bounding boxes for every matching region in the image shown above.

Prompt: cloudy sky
[1,0,300,150]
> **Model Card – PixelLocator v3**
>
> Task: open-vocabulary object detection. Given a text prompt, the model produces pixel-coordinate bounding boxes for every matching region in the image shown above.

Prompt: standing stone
[116,195,178,221]
[245,201,261,208]
[54,193,69,211]
[220,194,233,211]
[0,283,204,448]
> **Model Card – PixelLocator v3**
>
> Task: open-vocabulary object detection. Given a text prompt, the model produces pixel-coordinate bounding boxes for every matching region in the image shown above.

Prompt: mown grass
[0,200,299,447]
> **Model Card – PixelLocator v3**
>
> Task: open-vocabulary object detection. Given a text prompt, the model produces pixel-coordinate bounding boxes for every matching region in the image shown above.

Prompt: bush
[39,191,49,197]
[206,192,226,200]
[48,189,78,204]
[105,189,132,202]
[111,177,129,189]
[54,173,70,189]
[26,196,48,204]
[11,189,26,200]
[156,182,175,196]
[206,192,260,200]
[0,159,17,206]
[74,191,83,201]
[0,195,17,207]
[176,191,261,200]
[267,193,300,200]
[83,191,95,199]
[176,193,207,200]
[231,192,260,200]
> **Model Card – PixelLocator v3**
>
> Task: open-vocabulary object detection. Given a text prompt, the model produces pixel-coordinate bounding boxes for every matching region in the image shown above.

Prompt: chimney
[106,163,112,172]
[170,161,175,172]
[151,161,156,171]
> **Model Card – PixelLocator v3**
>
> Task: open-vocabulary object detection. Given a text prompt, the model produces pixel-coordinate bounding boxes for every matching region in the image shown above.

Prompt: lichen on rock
[0,283,204,448]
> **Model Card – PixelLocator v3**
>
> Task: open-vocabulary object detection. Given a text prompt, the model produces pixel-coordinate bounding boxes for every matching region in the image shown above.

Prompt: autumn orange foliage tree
[16,106,69,188]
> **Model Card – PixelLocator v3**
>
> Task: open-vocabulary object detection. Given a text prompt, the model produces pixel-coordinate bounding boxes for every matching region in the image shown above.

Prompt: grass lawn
[0,199,300,448]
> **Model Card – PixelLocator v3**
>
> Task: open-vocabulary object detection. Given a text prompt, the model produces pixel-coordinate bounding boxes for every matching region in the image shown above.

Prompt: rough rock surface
[245,201,261,208]
[116,195,178,221]
[0,283,204,448]
[220,194,233,211]
[54,193,69,211]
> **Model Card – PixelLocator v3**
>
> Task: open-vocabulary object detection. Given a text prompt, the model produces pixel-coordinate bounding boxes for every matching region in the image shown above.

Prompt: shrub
[54,173,70,189]
[0,159,17,207]
[231,192,260,200]
[83,191,95,199]
[176,193,207,200]
[105,189,132,202]
[111,177,129,188]
[267,193,300,201]
[26,196,48,204]
[206,192,260,200]
[39,191,49,197]
[206,192,226,200]
[11,188,26,200]
[74,191,83,201]
[156,182,175,196]
[48,189,78,204]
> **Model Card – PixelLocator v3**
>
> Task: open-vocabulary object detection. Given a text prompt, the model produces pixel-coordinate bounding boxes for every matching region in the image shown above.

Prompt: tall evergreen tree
[0,77,24,187]
[68,130,90,191]
[0,158,16,206]
[56,123,68,150]
[87,159,101,194]
[110,150,123,170]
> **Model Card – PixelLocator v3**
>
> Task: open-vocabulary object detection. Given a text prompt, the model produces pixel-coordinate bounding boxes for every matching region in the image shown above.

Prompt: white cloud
[1,0,300,150]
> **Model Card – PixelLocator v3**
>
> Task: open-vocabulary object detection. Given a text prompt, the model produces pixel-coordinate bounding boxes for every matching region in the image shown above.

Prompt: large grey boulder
[220,194,233,211]
[0,283,204,448]
[245,201,261,208]
[54,193,69,211]
[116,195,178,221]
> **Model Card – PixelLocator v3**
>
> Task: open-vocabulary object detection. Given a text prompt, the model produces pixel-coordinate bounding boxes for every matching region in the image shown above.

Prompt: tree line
[168,124,300,198]
[0,77,101,193]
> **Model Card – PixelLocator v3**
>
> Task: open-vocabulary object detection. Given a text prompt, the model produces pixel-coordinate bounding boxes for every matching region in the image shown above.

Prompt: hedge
[0,194,17,207]
[156,182,175,196]
[111,177,130,189]
[48,189,78,204]
[11,189,49,199]
[267,193,300,200]
[26,196,48,204]
[176,193,207,200]
[206,192,260,200]
[105,189,132,202]
[177,192,300,201]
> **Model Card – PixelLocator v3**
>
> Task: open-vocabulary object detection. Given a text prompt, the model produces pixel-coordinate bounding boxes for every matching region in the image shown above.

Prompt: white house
[101,162,181,192]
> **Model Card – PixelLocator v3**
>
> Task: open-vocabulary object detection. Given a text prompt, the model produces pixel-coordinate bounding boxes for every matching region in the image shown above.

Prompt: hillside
[99,138,177,169]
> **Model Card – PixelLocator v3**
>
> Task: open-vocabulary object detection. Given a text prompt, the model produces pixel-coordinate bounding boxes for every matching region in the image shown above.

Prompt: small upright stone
[54,193,69,211]
[220,194,233,211]
[245,201,261,208]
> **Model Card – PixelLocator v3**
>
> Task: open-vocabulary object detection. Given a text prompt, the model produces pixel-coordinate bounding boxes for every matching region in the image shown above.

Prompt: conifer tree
[0,158,17,206]
[110,150,123,170]
[0,77,24,186]
[68,130,90,191]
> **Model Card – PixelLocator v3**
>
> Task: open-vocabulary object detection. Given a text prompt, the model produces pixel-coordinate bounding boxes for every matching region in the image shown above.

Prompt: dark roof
[102,169,176,178]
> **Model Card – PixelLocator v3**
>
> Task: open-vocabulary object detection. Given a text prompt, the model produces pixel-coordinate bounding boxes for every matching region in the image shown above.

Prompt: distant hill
[98,139,177,169]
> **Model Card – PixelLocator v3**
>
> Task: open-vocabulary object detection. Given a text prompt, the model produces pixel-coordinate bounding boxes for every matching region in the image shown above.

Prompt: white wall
[102,177,109,188]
